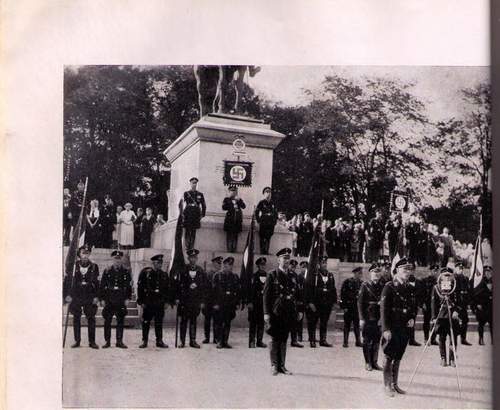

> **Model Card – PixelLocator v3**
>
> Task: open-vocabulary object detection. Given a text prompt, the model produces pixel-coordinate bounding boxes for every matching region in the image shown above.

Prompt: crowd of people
[283,210,491,268]
[63,181,168,250]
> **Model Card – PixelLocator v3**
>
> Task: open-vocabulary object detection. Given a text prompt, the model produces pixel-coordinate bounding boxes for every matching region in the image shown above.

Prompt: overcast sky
[250,66,489,123]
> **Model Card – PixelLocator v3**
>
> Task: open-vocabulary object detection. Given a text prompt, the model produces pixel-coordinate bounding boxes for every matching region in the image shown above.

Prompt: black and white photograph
[61,64,492,408]
[2,2,495,410]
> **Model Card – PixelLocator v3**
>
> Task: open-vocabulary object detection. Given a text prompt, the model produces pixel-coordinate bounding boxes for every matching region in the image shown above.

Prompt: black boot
[392,360,406,394]
[354,325,362,347]
[270,339,280,375]
[439,336,447,365]
[103,319,112,348]
[371,342,382,370]
[478,328,485,345]
[449,348,456,367]
[383,356,395,397]
[179,318,187,348]
[256,325,267,348]
[343,328,349,348]
[363,342,371,370]
[72,316,81,348]
[140,321,150,348]
[88,317,98,349]
[116,322,127,348]
[408,327,421,346]
[249,321,256,348]
[279,342,292,375]
[189,321,200,348]
[223,323,232,348]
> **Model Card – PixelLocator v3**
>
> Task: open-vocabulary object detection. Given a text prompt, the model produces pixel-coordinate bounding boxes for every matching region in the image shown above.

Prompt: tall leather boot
[88,316,98,349]
[249,321,256,348]
[363,340,372,370]
[383,356,395,397]
[140,321,150,348]
[116,318,127,348]
[343,327,349,348]
[103,318,111,348]
[478,325,484,345]
[308,318,317,347]
[224,322,232,348]
[72,315,81,348]
[179,317,187,347]
[371,341,382,370]
[189,320,200,348]
[392,360,406,394]
[439,336,447,366]
[280,342,292,375]
[155,320,168,347]
[203,313,211,343]
[256,325,267,348]
[270,339,280,375]
[354,323,362,347]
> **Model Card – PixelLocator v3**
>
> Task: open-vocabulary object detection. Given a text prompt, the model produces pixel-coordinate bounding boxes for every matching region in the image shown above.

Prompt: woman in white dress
[119,203,136,249]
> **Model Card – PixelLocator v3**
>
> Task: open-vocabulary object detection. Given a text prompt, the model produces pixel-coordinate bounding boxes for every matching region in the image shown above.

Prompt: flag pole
[63,177,89,348]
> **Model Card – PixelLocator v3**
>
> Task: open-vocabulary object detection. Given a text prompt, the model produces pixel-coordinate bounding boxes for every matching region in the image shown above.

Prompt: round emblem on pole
[230,165,247,182]
[232,138,246,153]
[394,195,407,210]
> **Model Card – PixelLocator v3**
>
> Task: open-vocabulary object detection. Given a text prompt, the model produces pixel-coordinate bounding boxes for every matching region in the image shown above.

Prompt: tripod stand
[407,294,462,398]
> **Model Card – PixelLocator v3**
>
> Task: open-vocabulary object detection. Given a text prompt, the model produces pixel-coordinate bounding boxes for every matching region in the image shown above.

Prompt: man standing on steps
[264,248,299,375]
[248,257,268,348]
[289,260,304,348]
[182,177,207,251]
[305,256,338,348]
[380,258,415,397]
[99,250,133,349]
[255,187,278,255]
[471,265,493,345]
[202,256,223,344]
[407,273,422,347]
[137,254,169,349]
[64,245,100,349]
[358,263,384,371]
[212,257,241,349]
[454,261,472,346]
[222,185,246,252]
[176,249,206,348]
[421,264,439,345]
[340,266,363,348]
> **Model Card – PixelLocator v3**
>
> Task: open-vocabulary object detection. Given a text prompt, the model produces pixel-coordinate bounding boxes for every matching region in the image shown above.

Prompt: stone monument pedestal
[151,113,293,254]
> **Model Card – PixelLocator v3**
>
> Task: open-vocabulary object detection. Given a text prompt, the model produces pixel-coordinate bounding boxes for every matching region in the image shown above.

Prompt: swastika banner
[223,161,252,187]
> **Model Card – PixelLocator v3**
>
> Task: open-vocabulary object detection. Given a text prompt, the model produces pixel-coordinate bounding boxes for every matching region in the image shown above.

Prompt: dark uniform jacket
[99,265,133,305]
[255,199,278,236]
[305,269,337,308]
[213,271,241,310]
[295,272,306,313]
[421,275,437,310]
[407,275,423,317]
[182,190,206,229]
[381,280,413,332]
[249,269,267,315]
[454,274,471,308]
[137,267,169,306]
[178,264,206,311]
[204,268,218,308]
[70,189,85,218]
[140,215,155,245]
[64,261,100,304]
[263,268,299,336]
[471,278,493,313]
[340,277,362,310]
[369,217,385,248]
[222,197,246,233]
[357,280,384,322]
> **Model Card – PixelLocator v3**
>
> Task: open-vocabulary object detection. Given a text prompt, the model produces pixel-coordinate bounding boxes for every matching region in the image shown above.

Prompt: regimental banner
[390,190,410,213]
[223,160,252,187]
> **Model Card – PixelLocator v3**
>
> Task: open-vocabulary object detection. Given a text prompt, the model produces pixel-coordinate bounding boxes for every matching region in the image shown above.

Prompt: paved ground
[63,329,492,409]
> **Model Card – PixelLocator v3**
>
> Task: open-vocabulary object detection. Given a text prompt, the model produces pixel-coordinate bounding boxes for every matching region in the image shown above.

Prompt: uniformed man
[421,264,439,345]
[454,261,472,345]
[176,249,206,348]
[289,260,305,348]
[213,257,241,348]
[137,254,169,348]
[255,187,278,255]
[358,263,384,371]
[248,257,268,348]
[202,256,223,344]
[407,273,423,346]
[64,245,100,349]
[222,186,246,252]
[264,248,299,375]
[70,180,86,228]
[380,257,415,397]
[380,262,392,286]
[305,256,337,348]
[471,265,493,345]
[340,267,363,348]
[294,261,308,343]
[182,177,207,251]
[431,267,462,367]
[368,210,385,263]
[99,250,133,349]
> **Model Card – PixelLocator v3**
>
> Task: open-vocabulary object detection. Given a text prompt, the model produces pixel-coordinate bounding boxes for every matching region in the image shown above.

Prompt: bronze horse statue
[193,65,261,118]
